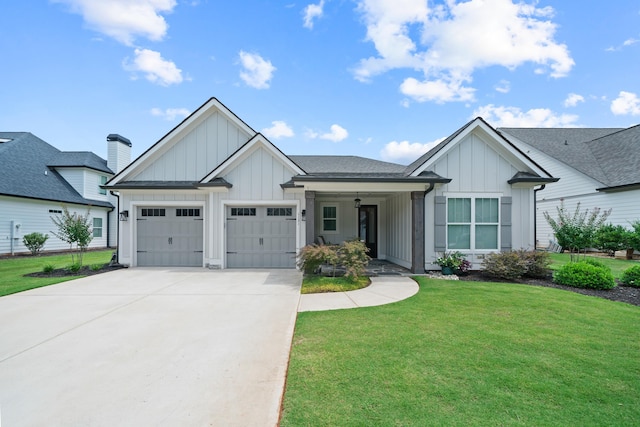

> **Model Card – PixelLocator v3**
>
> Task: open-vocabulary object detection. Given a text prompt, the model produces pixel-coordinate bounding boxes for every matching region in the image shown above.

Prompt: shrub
[67,263,82,273]
[42,263,55,274]
[482,251,528,280]
[23,232,49,255]
[519,250,551,278]
[594,224,631,257]
[620,265,640,287]
[337,239,371,281]
[554,261,616,290]
[90,263,104,272]
[297,244,339,275]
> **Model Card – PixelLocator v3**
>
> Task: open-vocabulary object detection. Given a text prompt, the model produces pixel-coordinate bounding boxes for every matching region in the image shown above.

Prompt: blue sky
[1,0,639,165]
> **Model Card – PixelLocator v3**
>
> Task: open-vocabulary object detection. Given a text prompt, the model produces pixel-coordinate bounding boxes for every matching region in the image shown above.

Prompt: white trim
[200,134,304,183]
[411,119,552,179]
[320,203,339,235]
[220,199,301,269]
[444,193,501,252]
[108,98,255,186]
[130,200,206,267]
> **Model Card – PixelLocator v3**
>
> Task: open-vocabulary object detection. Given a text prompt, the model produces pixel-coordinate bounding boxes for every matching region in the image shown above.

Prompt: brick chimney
[107,134,131,174]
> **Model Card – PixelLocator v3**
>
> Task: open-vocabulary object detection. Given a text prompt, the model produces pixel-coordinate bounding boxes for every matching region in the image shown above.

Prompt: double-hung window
[321,205,338,233]
[447,196,499,250]
[93,217,103,238]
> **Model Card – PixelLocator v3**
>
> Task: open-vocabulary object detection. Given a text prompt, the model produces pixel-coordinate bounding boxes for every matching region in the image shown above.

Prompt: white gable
[109,98,254,185]
[202,135,303,200]
[411,119,551,181]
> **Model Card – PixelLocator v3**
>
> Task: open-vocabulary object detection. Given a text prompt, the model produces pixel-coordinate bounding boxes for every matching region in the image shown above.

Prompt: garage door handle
[259,237,263,245]
[168,237,173,245]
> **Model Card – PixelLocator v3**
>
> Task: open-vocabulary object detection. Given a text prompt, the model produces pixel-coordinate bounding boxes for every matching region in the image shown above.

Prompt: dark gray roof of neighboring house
[48,151,113,174]
[0,132,113,208]
[289,155,406,174]
[498,127,637,188]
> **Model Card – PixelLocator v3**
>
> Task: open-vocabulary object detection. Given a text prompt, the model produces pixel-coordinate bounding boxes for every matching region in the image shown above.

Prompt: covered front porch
[301,188,431,274]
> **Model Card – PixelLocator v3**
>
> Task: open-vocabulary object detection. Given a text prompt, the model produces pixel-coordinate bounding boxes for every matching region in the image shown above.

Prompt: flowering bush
[435,251,470,272]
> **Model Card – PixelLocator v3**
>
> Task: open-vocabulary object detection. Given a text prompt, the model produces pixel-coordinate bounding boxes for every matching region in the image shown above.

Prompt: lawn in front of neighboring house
[548,252,639,278]
[0,250,114,297]
[281,277,640,426]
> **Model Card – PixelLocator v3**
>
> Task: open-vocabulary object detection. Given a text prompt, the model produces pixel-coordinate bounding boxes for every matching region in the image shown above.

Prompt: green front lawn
[301,275,370,294]
[281,278,640,426]
[0,250,114,297]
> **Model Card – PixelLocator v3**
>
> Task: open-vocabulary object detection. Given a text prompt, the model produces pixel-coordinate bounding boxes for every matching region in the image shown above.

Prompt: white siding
[131,111,252,181]
[536,189,640,247]
[0,196,111,255]
[424,131,535,269]
[84,170,111,202]
[56,168,84,196]
[384,192,412,269]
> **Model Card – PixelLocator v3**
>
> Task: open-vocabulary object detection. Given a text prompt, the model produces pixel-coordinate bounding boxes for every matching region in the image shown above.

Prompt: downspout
[110,190,120,264]
[106,205,114,249]
[424,182,435,197]
[533,184,546,249]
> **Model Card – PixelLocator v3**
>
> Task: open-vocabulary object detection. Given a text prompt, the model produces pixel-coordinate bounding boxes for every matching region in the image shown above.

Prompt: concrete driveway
[0,268,302,426]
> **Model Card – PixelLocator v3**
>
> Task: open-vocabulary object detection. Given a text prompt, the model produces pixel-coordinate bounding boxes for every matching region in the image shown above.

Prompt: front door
[358,205,377,258]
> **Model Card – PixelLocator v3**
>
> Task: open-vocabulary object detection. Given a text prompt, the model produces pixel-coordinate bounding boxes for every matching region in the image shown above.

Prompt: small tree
[22,232,49,255]
[593,223,632,257]
[543,201,611,261]
[337,239,371,281]
[50,206,93,265]
[628,220,640,260]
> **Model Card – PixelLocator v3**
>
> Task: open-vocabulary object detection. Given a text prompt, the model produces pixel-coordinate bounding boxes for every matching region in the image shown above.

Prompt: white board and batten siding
[0,195,110,255]
[131,111,252,182]
[383,193,412,270]
[424,130,536,269]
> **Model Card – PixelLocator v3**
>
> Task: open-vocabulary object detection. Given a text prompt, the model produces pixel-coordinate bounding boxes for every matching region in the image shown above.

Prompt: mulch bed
[26,264,126,278]
[459,271,640,307]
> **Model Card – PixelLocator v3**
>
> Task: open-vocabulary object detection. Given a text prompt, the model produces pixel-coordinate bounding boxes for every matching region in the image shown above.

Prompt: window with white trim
[99,176,107,195]
[321,205,338,233]
[93,217,103,238]
[447,197,499,250]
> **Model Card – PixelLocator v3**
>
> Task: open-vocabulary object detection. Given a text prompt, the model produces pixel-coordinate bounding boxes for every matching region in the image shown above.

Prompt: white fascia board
[108,98,255,186]
[296,181,430,192]
[413,119,552,178]
[199,134,304,183]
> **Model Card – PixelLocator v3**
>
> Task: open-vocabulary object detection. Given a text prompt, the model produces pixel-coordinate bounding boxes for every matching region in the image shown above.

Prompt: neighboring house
[106,97,557,272]
[499,126,640,247]
[0,132,131,255]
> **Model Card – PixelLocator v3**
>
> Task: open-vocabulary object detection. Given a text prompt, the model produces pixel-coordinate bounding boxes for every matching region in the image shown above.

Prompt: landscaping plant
[543,201,611,261]
[620,265,640,287]
[554,260,616,290]
[50,206,93,265]
[594,223,632,257]
[22,232,49,255]
[338,239,370,281]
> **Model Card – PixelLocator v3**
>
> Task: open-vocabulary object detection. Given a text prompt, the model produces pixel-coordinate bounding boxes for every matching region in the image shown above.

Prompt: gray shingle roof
[289,155,405,174]
[498,127,638,188]
[48,151,113,174]
[0,132,113,208]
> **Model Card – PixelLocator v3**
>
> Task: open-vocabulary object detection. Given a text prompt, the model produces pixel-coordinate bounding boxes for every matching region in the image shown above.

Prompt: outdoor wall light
[354,193,361,208]
[119,210,129,221]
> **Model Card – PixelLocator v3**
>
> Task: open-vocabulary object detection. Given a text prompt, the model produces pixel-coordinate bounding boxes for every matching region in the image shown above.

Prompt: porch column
[305,191,316,245]
[411,191,425,274]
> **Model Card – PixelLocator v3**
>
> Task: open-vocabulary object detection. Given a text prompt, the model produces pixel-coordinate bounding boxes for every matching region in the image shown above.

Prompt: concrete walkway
[0,268,301,427]
[298,276,419,312]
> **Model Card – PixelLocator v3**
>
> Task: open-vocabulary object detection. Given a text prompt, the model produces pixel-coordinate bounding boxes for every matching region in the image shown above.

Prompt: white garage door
[136,207,203,267]
[227,206,296,268]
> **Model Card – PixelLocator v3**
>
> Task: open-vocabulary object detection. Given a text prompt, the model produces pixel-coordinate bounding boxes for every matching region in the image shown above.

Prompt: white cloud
[238,51,276,89]
[354,0,574,103]
[303,0,325,29]
[124,48,183,86]
[606,38,639,51]
[320,124,348,142]
[611,91,640,116]
[54,0,177,46]
[495,80,510,94]
[473,104,579,127]
[400,76,475,103]
[306,124,349,142]
[262,121,294,139]
[380,138,444,164]
[564,93,585,107]
[150,107,190,121]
